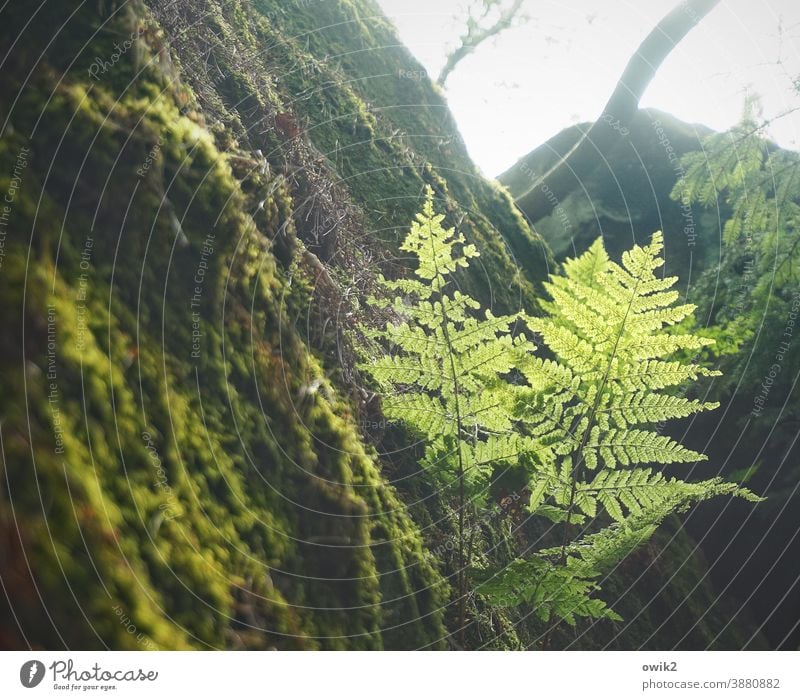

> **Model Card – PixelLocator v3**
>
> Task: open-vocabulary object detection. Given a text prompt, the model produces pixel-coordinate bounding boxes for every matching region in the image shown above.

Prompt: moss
[193,0,554,312]
[0,1,448,650]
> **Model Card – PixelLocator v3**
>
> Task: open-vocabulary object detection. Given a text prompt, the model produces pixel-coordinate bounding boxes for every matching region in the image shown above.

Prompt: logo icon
[20,660,45,688]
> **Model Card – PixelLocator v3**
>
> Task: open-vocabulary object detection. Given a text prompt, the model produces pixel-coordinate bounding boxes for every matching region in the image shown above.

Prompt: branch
[437,0,525,86]
[514,0,721,222]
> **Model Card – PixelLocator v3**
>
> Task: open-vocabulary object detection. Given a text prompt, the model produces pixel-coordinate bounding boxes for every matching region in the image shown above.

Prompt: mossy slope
[0,0,450,650]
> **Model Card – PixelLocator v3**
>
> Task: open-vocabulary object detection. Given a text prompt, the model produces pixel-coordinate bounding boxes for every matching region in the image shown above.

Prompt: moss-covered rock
[0,0,453,650]
[500,109,717,282]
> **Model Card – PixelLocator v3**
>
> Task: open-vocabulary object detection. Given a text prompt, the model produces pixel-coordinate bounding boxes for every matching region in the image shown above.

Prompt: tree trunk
[514,0,721,222]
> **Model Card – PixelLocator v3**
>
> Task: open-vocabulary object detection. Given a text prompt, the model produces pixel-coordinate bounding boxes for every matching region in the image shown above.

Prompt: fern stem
[542,273,642,650]
[427,214,469,647]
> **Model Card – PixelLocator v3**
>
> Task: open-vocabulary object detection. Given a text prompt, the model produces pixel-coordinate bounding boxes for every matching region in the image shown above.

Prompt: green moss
[0,1,447,650]
[212,0,554,311]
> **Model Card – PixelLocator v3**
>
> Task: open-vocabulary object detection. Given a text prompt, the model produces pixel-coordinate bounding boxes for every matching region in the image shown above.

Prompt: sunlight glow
[377,0,800,175]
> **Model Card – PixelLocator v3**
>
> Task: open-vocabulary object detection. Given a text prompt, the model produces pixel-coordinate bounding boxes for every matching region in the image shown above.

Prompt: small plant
[479,233,761,644]
[359,187,760,646]
[360,188,538,642]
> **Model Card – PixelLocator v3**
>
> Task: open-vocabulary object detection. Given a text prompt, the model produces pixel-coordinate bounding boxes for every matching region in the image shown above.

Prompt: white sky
[376,0,800,175]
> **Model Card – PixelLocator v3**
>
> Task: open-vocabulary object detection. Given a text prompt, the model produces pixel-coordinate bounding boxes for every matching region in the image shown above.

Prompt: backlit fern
[360,187,539,640]
[360,188,760,645]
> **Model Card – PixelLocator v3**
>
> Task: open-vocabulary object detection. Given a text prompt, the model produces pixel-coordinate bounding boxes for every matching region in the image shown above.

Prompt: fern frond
[476,557,622,625]
[465,433,543,473]
[358,185,541,517]
[593,392,719,430]
[584,427,706,470]
[366,353,448,392]
[359,189,762,637]
[399,193,478,289]
[489,474,761,620]
[609,359,721,391]
[381,392,453,437]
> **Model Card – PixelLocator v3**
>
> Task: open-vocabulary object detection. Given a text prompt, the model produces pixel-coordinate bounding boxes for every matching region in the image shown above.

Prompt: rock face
[501,108,716,282]
[0,0,550,652]
[0,0,764,649]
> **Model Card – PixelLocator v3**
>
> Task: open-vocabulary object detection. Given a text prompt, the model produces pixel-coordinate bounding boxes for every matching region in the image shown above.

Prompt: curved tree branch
[514,0,721,222]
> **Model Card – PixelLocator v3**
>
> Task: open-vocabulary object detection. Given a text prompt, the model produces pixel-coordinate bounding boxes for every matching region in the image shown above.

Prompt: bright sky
[376,0,800,176]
